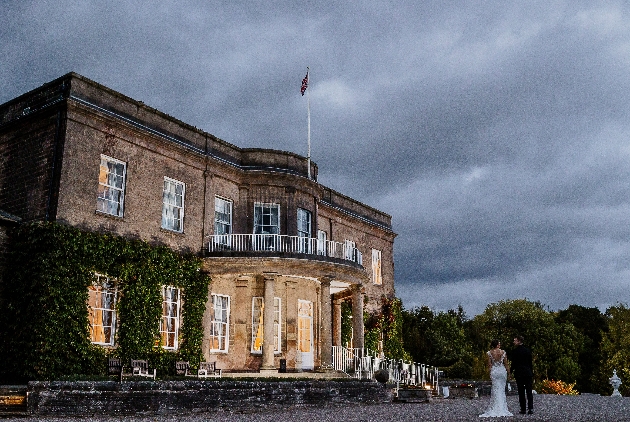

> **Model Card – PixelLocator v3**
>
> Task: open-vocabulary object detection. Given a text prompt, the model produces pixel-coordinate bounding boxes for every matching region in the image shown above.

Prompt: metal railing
[208,234,363,265]
[332,346,439,392]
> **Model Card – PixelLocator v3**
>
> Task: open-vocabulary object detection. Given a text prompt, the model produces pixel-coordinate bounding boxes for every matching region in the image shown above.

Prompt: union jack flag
[301,71,309,96]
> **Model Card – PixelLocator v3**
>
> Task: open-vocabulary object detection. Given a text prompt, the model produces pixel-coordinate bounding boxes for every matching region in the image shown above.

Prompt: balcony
[207,234,363,266]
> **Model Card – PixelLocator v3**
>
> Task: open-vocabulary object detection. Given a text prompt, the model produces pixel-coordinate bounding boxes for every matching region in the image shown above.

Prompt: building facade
[0,73,396,373]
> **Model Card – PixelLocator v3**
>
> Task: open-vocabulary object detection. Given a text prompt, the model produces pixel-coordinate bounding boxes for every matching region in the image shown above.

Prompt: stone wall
[27,380,391,416]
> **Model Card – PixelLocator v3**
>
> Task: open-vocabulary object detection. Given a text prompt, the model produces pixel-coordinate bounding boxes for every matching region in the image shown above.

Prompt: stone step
[0,386,28,416]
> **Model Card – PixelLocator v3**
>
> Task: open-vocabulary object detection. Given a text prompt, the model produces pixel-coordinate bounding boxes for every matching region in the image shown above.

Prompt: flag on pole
[301,71,309,96]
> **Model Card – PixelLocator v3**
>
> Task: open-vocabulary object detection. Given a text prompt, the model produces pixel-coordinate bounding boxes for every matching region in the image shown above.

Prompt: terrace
[207,234,363,267]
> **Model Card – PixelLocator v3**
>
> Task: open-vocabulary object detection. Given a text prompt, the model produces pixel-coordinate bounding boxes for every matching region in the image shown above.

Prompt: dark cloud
[2,0,630,314]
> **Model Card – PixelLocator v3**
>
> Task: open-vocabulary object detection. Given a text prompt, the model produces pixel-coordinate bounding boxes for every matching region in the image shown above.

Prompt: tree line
[399,299,630,395]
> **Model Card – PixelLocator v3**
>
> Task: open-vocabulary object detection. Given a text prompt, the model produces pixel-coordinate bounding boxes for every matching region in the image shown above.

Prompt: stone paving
[5,394,630,421]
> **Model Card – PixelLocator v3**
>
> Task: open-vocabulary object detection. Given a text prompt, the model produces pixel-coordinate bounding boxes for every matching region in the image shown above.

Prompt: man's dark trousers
[515,376,533,412]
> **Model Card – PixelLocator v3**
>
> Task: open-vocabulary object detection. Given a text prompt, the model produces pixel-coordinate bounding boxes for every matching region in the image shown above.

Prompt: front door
[297,300,314,370]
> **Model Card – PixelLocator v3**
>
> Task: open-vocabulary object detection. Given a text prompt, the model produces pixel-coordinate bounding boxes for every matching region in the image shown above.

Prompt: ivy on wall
[0,222,210,382]
[364,297,411,361]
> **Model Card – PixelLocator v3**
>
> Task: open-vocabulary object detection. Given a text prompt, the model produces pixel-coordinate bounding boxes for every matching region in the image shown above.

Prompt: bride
[480,339,513,418]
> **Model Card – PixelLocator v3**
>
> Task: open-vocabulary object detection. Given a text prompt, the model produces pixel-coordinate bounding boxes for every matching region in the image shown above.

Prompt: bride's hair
[490,339,500,348]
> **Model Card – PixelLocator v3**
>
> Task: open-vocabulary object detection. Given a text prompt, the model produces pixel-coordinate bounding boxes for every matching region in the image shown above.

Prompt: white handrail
[208,234,363,265]
[331,345,440,393]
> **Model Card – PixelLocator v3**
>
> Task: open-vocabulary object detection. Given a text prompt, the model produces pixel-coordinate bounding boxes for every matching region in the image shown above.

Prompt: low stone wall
[27,379,391,416]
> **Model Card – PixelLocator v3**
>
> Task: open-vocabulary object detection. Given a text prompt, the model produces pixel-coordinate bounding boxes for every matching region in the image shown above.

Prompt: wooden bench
[120,359,156,380]
[107,357,123,381]
[175,361,196,377]
[198,361,222,378]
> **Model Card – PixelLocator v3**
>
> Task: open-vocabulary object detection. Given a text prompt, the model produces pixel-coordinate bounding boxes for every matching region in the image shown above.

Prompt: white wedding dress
[479,350,513,418]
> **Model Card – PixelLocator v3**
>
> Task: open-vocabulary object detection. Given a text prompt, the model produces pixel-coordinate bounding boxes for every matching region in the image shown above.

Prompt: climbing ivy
[0,222,209,382]
[364,297,411,360]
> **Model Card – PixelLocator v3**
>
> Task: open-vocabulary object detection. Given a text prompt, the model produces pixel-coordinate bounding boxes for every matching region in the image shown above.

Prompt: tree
[555,305,607,393]
[598,304,630,396]
[470,299,583,383]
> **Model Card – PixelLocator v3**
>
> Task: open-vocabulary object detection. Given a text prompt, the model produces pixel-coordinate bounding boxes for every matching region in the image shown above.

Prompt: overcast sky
[2,1,630,315]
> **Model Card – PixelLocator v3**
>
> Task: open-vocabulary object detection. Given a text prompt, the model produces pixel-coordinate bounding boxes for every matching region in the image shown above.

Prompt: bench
[175,361,196,377]
[120,359,156,380]
[198,362,222,378]
[107,357,123,381]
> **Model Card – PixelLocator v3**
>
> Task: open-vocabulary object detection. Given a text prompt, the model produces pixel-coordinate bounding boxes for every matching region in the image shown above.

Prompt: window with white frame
[297,208,312,253]
[209,294,230,352]
[97,155,126,217]
[251,297,281,353]
[317,230,327,256]
[87,273,118,346]
[214,197,232,245]
[254,203,280,234]
[254,203,280,250]
[344,239,356,261]
[162,177,185,232]
[160,286,181,349]
[372,249,382,285]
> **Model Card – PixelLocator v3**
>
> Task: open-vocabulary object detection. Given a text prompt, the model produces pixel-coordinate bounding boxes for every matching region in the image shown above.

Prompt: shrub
[539,379,579,395]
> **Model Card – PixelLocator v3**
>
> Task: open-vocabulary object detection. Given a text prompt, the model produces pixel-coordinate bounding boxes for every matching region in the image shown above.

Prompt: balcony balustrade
[208,234,363,265]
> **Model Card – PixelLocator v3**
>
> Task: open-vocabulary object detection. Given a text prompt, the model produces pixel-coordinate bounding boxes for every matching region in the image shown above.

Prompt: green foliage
[555,305,607,393]
[0,222,209,382]
[470,299,583,383]
[597,304,630,396]
[363,297,411,360]
[341,301,353,348]
[402,305,472,368]
[445,359,473,379]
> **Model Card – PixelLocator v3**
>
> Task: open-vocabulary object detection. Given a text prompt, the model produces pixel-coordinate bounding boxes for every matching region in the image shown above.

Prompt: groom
[511,335,533,415]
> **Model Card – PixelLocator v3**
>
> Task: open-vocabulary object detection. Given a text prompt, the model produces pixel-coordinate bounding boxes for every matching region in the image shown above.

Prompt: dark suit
[511,344,533,412]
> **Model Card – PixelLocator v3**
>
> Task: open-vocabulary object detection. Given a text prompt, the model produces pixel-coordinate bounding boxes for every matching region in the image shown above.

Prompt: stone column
[351,285,364,350]
[319,276,333,369]
[332,298,342,347]
[260,272,277,372]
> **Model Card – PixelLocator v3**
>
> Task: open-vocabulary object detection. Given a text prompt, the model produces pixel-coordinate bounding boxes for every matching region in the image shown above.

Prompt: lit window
[210,294,230,352]
[372,249,382,285]
[214,197,232,245]
[162,178,185,232]
[251,297,281,353]
[97,155,126,217]
[87,273,118,346]
[160,286,181,349]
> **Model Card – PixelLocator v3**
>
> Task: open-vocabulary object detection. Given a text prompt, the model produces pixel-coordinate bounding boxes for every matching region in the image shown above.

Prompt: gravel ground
[7,395,630,422]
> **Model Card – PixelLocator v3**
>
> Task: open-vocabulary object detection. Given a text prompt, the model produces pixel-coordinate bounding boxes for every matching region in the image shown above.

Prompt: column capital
[319,275,334,286]
[262,271,278,281]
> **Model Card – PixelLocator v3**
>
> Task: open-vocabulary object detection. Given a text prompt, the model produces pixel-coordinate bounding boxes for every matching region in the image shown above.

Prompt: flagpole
[306,67,311,180]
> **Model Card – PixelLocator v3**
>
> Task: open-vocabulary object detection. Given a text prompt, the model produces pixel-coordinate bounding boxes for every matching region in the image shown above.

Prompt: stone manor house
[0,73,396,373]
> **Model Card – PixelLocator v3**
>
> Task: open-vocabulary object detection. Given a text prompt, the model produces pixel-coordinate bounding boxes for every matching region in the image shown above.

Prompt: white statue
[609,369,622,397]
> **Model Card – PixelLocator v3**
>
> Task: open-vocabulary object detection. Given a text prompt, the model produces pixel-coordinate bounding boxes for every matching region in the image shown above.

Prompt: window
[297,208,312,253]
[161,178,185,232]
[254,203,280,234]
[317,230,327,256]
[87,273,118,346]
[372,249,382,285]
[344,239,356,261]
[160,286,181,349]
[97,155,126,217]
[251,297,281,353]
[214,197,232,245]
[254,203,280,250]
[209,294,230,352]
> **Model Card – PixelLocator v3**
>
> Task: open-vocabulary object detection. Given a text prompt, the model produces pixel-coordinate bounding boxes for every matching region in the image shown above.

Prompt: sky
[2,1,630,316]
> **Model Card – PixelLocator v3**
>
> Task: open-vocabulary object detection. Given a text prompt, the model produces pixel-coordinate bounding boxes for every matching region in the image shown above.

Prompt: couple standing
[479,335,534,418]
